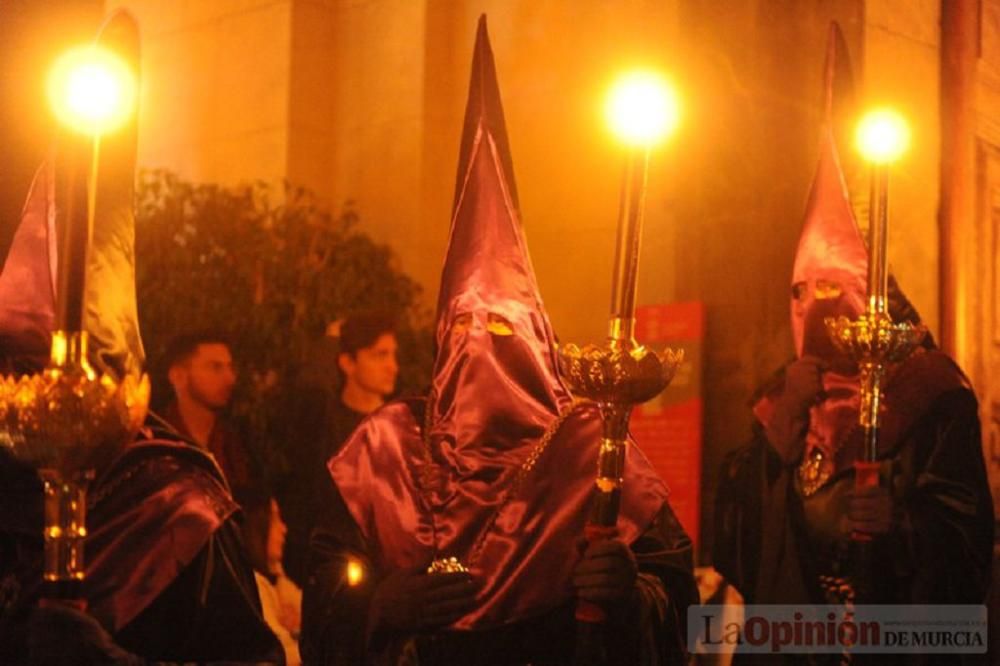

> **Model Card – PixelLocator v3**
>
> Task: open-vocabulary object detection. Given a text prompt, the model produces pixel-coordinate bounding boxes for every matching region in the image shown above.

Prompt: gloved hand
[370,565,477,633]
[848,485,893,535]
[28,603,144,665]
[572,539,638,606]
[765,355,826,457]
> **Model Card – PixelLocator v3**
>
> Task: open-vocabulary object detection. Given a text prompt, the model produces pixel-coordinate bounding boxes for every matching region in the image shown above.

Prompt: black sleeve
[606,501,699,665]
[279,385,331,587]
[889,388,994,604]
[300,478,378,665]
[711,429,772,602]
[114,517,284,664]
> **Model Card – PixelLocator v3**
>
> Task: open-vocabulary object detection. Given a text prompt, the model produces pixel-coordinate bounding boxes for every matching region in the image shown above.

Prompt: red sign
[630,301,705,548]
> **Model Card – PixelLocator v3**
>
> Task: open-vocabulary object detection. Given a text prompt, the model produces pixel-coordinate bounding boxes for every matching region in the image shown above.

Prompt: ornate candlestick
[824,108,925,600]
[559,73,683,634]
[0,43,142,594]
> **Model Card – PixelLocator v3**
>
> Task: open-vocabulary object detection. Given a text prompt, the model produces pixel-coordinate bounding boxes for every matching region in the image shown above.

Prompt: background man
[164,331,260,504]
[282,312,399,585]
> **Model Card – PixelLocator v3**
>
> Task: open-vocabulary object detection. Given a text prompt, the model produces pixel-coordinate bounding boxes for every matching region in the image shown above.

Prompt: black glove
[28,603,144,665]
[572,539,638,606]
[765,355,826,458]
[370,565,477,633]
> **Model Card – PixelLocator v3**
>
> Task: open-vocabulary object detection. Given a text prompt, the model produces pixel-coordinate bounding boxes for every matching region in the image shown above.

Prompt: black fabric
[0,427,283,665]
[114,519,283,663]
[282,386,366,587]
[300,477,698,665]
[714,385,994,665]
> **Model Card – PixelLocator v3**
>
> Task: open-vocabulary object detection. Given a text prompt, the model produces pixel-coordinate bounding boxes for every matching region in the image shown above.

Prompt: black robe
[282,385,366,587]
[713,351,994,664]
[300,453,698,666]
[0,423,283,664]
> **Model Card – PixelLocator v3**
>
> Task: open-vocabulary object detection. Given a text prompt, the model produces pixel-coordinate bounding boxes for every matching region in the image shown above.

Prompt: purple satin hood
[330,16,668,630]
[428,17,572,473]
[330,399,668,629]
[757,25,942,470]
[0,164,57,370]
[790,23,867,362]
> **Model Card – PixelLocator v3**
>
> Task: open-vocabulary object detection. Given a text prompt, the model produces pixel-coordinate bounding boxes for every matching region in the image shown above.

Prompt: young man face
[339,333,399,400]
[170,342,237,410]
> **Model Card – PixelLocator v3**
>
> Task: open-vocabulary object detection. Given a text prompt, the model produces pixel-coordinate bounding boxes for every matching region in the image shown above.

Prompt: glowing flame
[605,71,680,147]
[346,559,364,586]
[48,45,137,136]
[855,108,910,164]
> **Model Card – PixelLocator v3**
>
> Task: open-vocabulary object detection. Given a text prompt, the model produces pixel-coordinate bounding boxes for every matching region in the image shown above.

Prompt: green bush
[133,169,433,477]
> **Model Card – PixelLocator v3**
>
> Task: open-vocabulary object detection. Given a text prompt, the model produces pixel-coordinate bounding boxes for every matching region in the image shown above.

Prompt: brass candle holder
[0,331,148,587]
[0,38,142,592]
[560,74,683,633]
[824,109,924,604]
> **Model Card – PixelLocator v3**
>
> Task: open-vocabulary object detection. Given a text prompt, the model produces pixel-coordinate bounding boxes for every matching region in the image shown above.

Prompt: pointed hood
[427,16,571,472]
[791,23,868,360]
[0,11,144,379]
[0,165,58,373]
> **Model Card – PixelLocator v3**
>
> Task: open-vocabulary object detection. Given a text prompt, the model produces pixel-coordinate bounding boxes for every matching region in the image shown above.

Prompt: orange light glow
[48,45,136,136]
[605,71,680,147]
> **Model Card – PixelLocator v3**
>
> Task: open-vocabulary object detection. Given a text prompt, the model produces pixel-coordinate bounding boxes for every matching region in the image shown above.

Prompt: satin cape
[329,17,669,630]
[331,398,668,629]
[0,431,237,634]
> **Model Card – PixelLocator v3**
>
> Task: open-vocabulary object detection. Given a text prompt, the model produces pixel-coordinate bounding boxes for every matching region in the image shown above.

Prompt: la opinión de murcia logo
[690,604,988,654]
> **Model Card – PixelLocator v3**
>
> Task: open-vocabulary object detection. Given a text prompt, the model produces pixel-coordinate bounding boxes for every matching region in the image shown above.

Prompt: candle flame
[48,45,137,137]
[346,558,364,586]
[856,108,910,164]
[605,71,680,147]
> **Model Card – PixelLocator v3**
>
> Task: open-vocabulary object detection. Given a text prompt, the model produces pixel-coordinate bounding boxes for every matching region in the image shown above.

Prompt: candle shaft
[55,136,96,334]
[867,163,889,315]
[608,147,649,344]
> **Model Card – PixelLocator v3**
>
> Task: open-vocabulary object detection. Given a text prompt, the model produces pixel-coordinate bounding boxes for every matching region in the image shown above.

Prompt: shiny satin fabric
[789,126,868,361]
[0,164,57,372]
[331,16,669,631]
[753,122,866,466]
[0,433,236,635]
[85,436,237,633]
[329,398,668,629]
[429,16,571,467]
[756,26,869,464]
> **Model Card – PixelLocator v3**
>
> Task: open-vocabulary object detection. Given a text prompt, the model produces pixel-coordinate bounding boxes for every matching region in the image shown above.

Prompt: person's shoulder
[896,348,976,408]
[91,429,237,524]
[357,396,426,435]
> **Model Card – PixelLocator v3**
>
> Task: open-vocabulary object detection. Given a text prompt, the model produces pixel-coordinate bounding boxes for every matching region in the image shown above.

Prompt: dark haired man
[332,313,400,444]
[282,313,399,585]
[163,332,260,504]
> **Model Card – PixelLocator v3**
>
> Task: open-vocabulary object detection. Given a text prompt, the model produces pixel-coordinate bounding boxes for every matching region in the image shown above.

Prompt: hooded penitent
[754,23,965,475]
[329,16,668,629]
[0,11,236,638]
